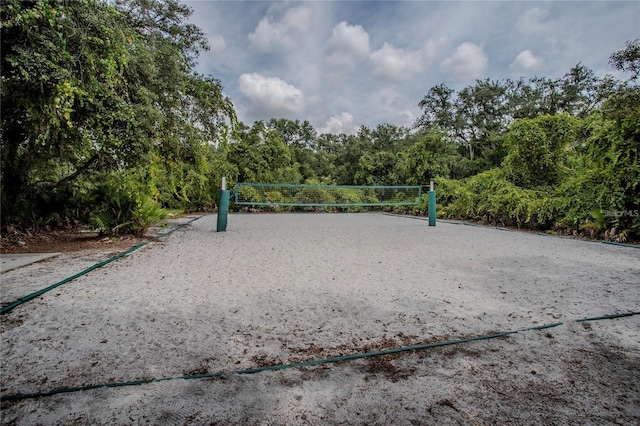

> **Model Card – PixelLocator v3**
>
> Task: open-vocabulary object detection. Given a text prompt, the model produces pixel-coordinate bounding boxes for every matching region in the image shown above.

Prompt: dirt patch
[1,228,148,254]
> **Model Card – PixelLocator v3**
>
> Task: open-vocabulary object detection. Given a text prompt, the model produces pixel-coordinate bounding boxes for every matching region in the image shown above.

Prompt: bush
[438,169,561,228]
[294,186,336,205]
[236,185,262,203]
[334,188,366,212]
[90,170,165,236]
[265,190,284,204]
[502,114,579,188]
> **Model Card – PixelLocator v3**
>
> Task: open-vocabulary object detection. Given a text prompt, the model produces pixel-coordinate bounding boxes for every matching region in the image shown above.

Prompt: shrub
[294,186,335,205]
[265,190,284,204]
[90,170,165,236]
[236,185,262,203]
[334,188,366,212]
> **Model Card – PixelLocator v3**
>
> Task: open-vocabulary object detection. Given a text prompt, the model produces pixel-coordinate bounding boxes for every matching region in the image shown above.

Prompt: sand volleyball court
[2,213,639,424]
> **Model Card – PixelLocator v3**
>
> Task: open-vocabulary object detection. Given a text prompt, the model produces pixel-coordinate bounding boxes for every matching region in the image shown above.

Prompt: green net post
[217,177,230,232]
[428,180,436,227]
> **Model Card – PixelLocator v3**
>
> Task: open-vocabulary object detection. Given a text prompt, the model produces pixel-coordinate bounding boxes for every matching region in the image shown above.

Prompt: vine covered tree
[1,0,235,231]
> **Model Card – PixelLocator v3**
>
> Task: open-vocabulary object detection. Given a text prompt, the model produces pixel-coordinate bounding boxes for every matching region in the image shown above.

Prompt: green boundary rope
[602,240,640,249]
[575,311,640,322]
[0,216,205,315]
[2,313,638,402]
[381,213,429,222]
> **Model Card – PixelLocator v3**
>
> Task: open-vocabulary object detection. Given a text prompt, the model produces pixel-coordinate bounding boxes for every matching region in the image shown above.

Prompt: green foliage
[1,0,235,228]
[581,209,607,234]
[436,90,639,240]
[354,151,398,185]
[609,39,640,81]
[502,114,579,188]
[396,132,459,184]
[439,169,569,229]
[2,0,143,215]
[90,169,165,235]
[416,66,609,176]
[294,187,336,205]
[334,188,367,212]
[151,143,237,212]
[237,186,262,203]
[334,186,381,212]
[580,86,640,235]
[228,122,293,184]
[265,191,285,204]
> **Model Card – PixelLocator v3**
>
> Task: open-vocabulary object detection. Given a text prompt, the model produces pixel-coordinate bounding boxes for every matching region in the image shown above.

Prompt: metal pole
[428,180,436,227]
[217,177,230,232]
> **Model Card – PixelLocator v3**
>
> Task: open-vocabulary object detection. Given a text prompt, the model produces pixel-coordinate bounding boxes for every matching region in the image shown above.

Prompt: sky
[186,1,639,134]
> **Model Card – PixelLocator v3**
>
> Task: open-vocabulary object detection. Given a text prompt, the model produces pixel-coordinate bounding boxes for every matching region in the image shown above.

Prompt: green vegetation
[1,0,235,232]
[1,1,638,241]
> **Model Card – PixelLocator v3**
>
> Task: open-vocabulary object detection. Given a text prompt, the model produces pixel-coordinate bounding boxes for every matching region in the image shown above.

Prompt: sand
[1,213,639,424]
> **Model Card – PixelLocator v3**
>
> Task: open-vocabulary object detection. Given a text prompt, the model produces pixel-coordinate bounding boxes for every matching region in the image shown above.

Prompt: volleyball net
[232,183,422,207]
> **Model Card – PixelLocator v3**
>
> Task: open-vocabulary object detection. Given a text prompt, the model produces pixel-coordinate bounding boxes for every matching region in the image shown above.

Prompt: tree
[266,118,316,148]
[502,114,580,188]
[609,39,640,82]
[455,79,509,161]
[416,83,456,132]
[1,0,141,217]
[1,0,236,226]
[331,131,374,185]
[583,86,640,234]
[416,80,509,166]
[558,64,601,117]
[363,123,410,153]
[354,151,398,186]
[266,118,319,181]
[396,132,459,185]
[228,122,293,184]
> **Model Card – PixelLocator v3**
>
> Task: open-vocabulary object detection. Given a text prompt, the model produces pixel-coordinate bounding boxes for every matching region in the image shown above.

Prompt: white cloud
[370,43,422,80]
[369,38,444,81]
[189,1,638,131]
[325,21,370,68]
[510,50,543,74]
[440,42,488,81]
[318,112,359,135]
[238,73,304,117]
[249,6,312,52]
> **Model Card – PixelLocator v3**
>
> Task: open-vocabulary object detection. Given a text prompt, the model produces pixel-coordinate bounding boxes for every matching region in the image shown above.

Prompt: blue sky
[186,1,639,134]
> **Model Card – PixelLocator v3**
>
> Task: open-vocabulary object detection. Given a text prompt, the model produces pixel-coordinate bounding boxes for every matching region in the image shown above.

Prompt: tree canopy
[2,0,235,232]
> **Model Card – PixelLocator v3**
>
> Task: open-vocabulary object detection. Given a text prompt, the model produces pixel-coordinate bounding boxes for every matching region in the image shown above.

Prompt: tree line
[2,1,638,240]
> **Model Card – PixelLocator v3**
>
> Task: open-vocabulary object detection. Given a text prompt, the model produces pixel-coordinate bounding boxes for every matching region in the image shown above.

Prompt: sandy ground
[1,213,639,425]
